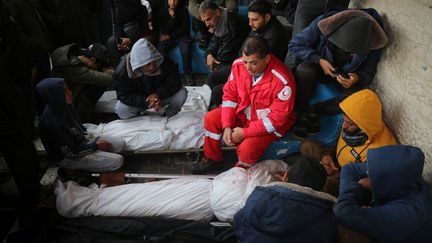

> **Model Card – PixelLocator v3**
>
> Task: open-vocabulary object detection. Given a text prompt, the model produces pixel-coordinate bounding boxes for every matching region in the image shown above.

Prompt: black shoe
[293,126,308,139]
[306,112,320,134]
[312,97,343,116]
[293,112,320,139]
[190,157,224,174]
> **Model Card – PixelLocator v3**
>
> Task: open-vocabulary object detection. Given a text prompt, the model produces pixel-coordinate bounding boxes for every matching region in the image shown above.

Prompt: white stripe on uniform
[222,100,238,108]
[205,130,221,140]
[262,116,276,133]
[271,69,288,85]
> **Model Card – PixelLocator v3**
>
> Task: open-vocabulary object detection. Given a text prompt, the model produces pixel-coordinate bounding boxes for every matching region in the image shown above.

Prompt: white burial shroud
[56,160,289,221]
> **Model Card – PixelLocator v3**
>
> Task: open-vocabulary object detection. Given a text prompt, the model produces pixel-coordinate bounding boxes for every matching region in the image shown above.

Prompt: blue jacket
[37,78,97,163]
[334,145,432,243]
[288,8,385,87]
[234,182,337,243]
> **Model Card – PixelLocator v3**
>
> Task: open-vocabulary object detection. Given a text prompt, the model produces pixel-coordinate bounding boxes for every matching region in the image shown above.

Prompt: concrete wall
[350,0,432,181]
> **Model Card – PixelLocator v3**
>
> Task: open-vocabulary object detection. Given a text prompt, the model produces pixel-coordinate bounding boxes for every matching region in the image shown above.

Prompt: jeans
[115,86,188,119]
[157,36,193,74]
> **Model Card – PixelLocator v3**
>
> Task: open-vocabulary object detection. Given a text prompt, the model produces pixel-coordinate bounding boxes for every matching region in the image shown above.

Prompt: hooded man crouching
[113,38,187,119]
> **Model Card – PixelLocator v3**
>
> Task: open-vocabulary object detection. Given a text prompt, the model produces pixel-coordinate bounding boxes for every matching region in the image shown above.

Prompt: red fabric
[221,55,297,138]
[204,107,277,167]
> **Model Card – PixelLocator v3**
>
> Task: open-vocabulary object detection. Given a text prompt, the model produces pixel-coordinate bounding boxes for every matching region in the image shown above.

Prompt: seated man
[51,43,112,122]
[300,89,397,196]
[234,157,337,243]
[284,0,350,69]
[188,0,237,50]
[199,0,249,90]
[157,0,193,84]
[288,8,388,122]
[191,36,296,174]
[248,0,290,61]
[334,145,432,243]
[106,0,152,67]
[113,38,187,119]
[37,78,125,172]
[212,0,292,106]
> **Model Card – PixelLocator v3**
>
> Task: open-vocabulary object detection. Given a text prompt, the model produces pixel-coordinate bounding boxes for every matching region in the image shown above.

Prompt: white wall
[351,0,432,181]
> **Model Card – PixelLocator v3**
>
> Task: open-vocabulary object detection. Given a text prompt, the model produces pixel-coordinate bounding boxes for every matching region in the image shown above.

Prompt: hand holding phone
[332,68,350,79]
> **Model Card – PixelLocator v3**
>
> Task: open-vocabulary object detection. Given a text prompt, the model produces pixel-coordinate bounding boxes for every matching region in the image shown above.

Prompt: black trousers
[207,63,232,107]
[294,61,363,115]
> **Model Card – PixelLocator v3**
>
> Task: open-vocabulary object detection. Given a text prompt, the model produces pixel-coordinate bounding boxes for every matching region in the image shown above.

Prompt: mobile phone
[333,69,350,79]
[338,72,350,79]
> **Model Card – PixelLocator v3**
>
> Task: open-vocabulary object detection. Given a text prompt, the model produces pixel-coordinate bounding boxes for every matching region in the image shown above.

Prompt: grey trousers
[115,87,188,119]
[59,135,125,172]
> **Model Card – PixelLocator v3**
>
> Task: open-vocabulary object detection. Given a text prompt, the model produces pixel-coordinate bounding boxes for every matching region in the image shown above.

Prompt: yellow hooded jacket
[336,89,397,167]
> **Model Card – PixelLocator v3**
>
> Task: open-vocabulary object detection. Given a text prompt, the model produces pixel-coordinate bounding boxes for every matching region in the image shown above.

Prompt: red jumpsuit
[204,55,297,168]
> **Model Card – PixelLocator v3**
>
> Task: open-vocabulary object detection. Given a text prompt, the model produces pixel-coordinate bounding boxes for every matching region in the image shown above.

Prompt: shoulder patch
[278,86,292,101]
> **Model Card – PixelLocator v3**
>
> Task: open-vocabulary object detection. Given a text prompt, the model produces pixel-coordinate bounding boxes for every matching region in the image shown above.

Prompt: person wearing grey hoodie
[113,38,187,119]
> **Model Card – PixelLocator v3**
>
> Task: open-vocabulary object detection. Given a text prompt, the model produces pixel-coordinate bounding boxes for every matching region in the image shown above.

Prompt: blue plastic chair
[260,84,343,160]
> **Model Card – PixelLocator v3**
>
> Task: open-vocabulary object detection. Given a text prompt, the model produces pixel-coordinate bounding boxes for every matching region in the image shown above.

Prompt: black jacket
[114,0,149,42]
[249,16,290,61]
[159,4,190,40]
[113,57,181,108]
[206,11,249,64]
[37,78,97,163]
[269,0,298,25]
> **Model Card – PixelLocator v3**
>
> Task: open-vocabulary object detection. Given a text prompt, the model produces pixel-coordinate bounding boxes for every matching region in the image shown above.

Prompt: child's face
[168,0,178,9]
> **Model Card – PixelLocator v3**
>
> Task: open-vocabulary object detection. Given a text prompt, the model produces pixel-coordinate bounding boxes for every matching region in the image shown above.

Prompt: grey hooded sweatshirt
[113,38,182,108]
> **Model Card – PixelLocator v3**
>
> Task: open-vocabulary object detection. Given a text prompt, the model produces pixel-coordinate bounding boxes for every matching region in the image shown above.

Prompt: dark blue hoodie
[335,145,432,243]
[234,182,338,243]
[37,78,97,163]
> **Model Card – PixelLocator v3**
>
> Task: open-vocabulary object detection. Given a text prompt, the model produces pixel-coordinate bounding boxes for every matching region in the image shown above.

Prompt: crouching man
[191,36,296,174]
[114,38,187,119]
[37,78,125,172]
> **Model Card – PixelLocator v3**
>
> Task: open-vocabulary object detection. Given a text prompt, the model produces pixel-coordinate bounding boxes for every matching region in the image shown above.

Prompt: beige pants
[300,140,340,197]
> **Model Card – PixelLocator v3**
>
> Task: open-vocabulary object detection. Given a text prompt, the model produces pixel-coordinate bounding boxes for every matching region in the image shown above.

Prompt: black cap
[81,43,110,66]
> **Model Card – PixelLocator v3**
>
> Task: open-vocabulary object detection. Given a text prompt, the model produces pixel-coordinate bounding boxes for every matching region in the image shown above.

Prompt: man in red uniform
[191,36,297,174]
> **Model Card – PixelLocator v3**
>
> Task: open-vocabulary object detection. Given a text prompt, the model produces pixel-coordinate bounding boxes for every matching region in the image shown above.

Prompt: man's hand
[271,171,288,182]
[206,54,220,71]
[117,37,131,51]
[358,177,371,191]
[232,127,245,144]
[168,8,175,17]
[336,73,359,89]
[320,154,340,178]
[103,66,114,75]
[223,127,236,147]
[96,140,112,151]
[319,58,336,77]
[146,93,161,111]
[159,34,170,42]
